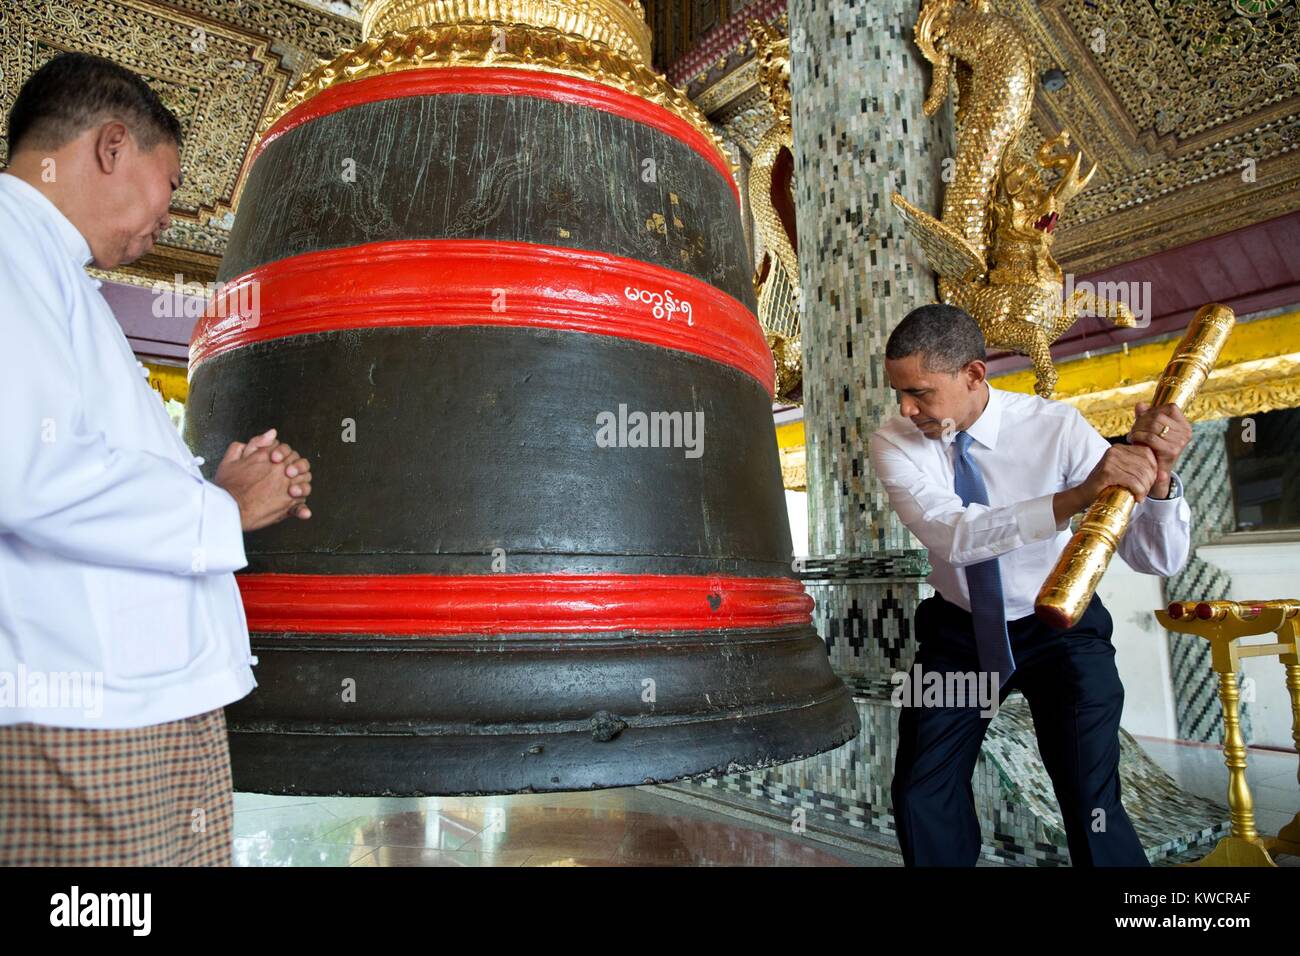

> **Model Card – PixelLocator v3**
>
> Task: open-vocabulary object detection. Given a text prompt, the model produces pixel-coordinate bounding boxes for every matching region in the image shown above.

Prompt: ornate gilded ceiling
[0,0,360,284]
[694,0,1300,274]
[1009,0,1299,272]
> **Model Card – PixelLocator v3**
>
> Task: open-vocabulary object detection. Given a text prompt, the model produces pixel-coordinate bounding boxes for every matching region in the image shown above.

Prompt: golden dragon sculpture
[748,20,802,404]
[891,0,1136,398]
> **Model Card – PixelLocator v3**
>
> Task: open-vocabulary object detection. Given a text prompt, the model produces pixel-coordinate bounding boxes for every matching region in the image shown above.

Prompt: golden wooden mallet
[1035,303,1236,629]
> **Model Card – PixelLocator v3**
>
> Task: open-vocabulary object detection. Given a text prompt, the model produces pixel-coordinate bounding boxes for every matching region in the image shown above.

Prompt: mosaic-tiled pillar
[1162,419,1252,743]
[793,0,949,554]
[790,0,952,681]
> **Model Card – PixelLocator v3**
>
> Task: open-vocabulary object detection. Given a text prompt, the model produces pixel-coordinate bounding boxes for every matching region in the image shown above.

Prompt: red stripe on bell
[237,573,814,634]
[192,239,776,397]
[255,67,738,203]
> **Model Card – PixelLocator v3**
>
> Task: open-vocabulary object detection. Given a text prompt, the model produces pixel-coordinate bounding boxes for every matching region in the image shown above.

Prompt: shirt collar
[0,172,94,267]
[944,383,1002,451]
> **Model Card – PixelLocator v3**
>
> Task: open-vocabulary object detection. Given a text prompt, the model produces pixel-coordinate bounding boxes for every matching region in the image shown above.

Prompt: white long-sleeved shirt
[868,383,1191,620]
[0,172,255,728]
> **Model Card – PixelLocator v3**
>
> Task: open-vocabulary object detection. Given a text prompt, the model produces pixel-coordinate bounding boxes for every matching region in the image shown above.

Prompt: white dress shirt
[868,383,1192,620]
[0,173,255,728]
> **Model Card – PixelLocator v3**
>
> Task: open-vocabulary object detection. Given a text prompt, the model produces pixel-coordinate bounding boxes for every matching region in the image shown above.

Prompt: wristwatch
[1163,471,1183,500]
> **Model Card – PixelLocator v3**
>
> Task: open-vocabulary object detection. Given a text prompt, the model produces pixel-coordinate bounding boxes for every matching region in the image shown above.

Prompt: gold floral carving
[988,310,1300,434]
[694,57,761,117]
[256,22,735,175]
[1066,352,1300,439]
[362,0,653,63]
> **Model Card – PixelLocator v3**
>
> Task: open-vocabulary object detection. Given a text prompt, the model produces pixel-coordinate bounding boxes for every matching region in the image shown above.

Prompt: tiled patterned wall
[799,551,930,681]
[810,582,927,680]
[1162,419,1253,743]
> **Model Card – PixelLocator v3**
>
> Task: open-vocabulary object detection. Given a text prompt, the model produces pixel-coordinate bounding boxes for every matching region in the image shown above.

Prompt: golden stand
[1156,600,1300,866]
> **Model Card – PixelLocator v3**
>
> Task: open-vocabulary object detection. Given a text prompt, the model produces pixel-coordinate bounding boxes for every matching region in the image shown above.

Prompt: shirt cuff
[1136,472,1190,523]
[195,478,248,574]
[1017,493,1061,544]
[1137,492,1191,524]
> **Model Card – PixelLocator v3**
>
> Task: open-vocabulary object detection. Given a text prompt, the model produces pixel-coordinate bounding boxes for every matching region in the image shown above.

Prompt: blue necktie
[952,431,1015,688]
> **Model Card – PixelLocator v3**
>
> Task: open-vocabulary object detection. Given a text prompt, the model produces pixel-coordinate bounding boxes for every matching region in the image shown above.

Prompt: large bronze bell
[184,0,859,795]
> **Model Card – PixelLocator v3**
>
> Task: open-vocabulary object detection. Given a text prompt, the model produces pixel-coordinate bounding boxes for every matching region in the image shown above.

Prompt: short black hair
[886,303,986,373]
[6,52,182,157]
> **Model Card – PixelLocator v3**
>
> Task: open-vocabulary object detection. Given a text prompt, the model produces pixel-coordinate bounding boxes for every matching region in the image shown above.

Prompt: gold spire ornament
[1035,304,1236,629]
[891,0,1137,398]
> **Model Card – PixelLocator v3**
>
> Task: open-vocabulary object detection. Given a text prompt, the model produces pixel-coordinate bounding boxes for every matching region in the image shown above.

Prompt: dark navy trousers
[891,593,1149,867]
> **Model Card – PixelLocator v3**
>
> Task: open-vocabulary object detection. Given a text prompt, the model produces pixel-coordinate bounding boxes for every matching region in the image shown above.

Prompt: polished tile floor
[233,739,1297,867]
[1134,735,1298,865]
[232,786,889,867]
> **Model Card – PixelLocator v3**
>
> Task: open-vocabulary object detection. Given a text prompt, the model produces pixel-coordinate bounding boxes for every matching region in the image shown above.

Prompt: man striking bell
[870,304,1192,867]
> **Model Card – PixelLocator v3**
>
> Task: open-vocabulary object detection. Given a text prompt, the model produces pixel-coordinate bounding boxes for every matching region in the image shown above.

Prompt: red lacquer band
[192,239,775,396]
[255,67,738,202]
[236,573,814,635]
